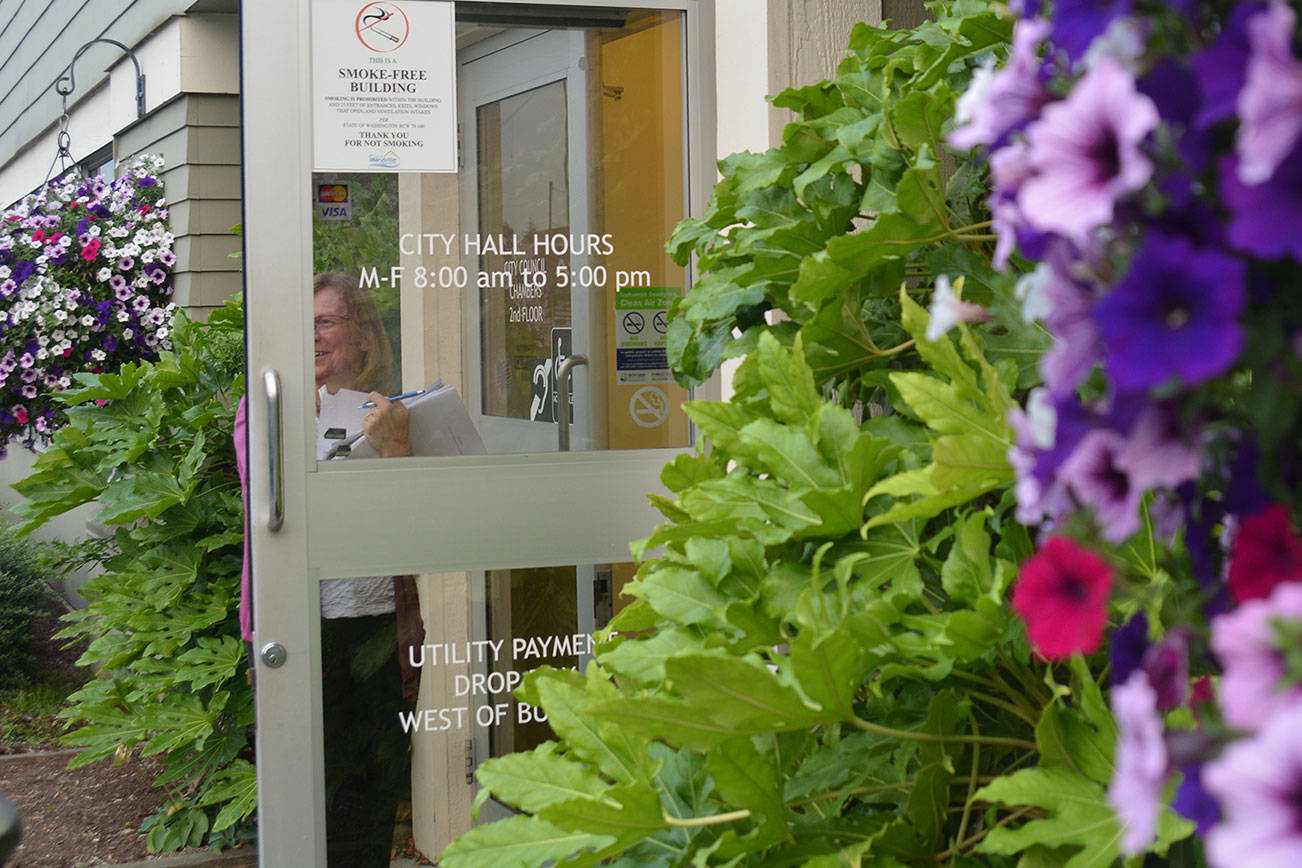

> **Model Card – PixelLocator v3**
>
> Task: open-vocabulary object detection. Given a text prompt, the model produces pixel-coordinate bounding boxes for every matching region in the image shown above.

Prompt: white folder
[317,381,486,460]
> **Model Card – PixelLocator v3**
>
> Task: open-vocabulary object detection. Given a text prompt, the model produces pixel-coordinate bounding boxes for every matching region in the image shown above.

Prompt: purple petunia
[1108,671,1167,855]
[1172,763,1221,837]
[1092,234,1247,391]
[1222,142,1302,262]
[1018,59,1158,242]
[1235,1,1302,184]
[1059,427,1143,542]
[1051,0,1133,62]
[1038,245,1103,395]
[1116,403,1204,493]
[950,18,1054,151]
[1203,700,1302,866]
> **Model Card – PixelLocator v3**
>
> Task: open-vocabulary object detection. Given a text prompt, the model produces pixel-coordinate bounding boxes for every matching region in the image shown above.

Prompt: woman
[237,273,420,867]
[311,272,418,867]
[313,271,412,457]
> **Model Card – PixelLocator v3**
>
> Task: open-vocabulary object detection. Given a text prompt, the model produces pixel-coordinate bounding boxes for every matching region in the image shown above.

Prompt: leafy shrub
[11,297,253,852]
[0,523,57,687]
[439,5,1185,866]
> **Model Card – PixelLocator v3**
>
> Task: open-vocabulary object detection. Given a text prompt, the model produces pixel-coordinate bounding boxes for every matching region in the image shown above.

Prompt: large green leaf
[440,814,615,868]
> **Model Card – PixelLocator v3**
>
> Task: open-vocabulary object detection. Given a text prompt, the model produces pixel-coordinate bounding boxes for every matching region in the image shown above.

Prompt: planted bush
[11,298,254,852]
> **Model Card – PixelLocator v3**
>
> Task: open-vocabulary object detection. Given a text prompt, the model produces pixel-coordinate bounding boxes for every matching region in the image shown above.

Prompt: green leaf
[705,738,789,841]
[539,782,666,853]
[441,814,615,868]
[974,767,1192,867]
[475,742,612,814]
[532,668,652,787]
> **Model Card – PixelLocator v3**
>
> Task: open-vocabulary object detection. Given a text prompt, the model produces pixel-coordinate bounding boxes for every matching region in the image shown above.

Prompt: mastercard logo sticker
[317,184,349,203]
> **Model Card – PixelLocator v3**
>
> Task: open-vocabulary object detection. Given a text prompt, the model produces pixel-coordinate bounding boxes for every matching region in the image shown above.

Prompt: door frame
[241,2,717,865]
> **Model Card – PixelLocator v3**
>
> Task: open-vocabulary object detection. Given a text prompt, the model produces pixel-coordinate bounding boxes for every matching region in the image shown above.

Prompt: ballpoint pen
[360,389,426,409]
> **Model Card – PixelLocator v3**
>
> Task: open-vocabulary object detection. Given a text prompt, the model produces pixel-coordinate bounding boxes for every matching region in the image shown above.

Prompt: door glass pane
[317,561,628,860]
[476,81,571,423]
[309,7,693,463]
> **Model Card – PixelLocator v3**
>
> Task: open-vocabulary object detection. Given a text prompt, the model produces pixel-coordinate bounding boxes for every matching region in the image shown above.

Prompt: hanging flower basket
[0,154,176,453]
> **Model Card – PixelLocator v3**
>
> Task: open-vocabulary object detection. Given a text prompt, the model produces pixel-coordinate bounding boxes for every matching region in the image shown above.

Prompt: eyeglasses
[313,315,352,333]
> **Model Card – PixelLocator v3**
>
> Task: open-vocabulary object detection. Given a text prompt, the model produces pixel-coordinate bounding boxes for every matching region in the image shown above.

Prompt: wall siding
[0,0,194,170]
[116,90,243,317]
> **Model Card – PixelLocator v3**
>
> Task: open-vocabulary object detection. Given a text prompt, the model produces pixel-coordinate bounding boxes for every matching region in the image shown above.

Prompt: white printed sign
[312,0,457,172]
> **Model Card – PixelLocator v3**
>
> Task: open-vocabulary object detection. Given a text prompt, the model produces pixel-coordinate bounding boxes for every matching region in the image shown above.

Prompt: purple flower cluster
[954,1,1302,863]
[0,155,175,452]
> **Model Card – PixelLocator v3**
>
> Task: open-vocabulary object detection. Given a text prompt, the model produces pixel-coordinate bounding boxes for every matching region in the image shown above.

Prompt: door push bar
[556,354,588,451]
[263,369,284,532]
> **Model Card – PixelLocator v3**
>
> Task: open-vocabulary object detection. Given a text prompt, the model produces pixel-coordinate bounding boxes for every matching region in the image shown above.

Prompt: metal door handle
[263,369,284,532]
[556,354,588,451]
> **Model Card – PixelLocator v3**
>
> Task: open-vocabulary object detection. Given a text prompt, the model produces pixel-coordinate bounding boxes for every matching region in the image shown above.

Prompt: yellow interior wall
[599,17,691,450]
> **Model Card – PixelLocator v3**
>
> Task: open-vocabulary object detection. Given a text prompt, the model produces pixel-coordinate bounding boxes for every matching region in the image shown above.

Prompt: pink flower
[1019,59,1159,242]
[1235,1,1302,184]
[80,238,102,261]
[1012,536,1113,659]
[1212,582,1302,732]
[1108,672,1167,855]
[1203,700,1302,866]
[13,408,28,424]
[1228,504,1302,603]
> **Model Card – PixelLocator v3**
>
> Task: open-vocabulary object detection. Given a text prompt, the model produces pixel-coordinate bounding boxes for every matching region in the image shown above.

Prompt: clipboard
[317,381,486,459]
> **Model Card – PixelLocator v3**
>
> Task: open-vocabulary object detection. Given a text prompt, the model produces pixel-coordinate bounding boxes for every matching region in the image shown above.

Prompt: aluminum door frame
[241,1,716,865]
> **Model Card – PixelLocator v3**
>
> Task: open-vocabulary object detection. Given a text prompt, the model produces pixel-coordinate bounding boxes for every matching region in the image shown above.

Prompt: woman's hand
[362,392,413,457]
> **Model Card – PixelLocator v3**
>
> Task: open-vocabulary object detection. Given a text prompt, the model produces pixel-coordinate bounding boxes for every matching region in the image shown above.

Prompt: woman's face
[313,287,364,392]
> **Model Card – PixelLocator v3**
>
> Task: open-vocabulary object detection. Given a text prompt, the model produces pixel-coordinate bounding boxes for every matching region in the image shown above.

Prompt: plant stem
[965,690,1038,728]
[663,808,751,828]
[849,716,1036,751]
[952,713,981,866]
[935,805,1036,861]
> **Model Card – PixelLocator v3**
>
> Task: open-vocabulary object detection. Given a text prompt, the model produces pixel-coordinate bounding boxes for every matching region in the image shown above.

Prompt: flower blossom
[1108,671,1167,855]
[1211,582,1302,731]
[950,18,1053,151]
[1092,233,1246,390]
[1012,536,1112,658]
[925,275,988,341]
[1018,59,1158,242]
[1235,1,1302,185]
[1227,504,1302,604]
[1203,700,1302,866]
[1058,428,1142,542]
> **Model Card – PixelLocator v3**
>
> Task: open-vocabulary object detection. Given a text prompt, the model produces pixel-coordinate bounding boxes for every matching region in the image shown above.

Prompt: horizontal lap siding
[117,90,243,320]
[0,0,191,170]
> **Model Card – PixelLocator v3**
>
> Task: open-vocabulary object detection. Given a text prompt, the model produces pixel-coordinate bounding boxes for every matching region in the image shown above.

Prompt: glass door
[241,2,717,865]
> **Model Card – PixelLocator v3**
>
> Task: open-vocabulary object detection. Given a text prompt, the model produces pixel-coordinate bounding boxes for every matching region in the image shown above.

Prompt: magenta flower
[1228,504,1302,603]
[1203,700,1302,867]
[950,18,1054,151]
[1012,536,1113,659]
[1235,1,1302,184]
[1211,582,1302,732]
[1108,672,1167,855]
[1019,59,1159,242]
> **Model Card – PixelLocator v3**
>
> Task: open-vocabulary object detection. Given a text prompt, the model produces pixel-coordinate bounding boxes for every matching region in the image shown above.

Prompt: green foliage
[0,522,59,687]
[443,5,1175,866]
[11,298,252,852]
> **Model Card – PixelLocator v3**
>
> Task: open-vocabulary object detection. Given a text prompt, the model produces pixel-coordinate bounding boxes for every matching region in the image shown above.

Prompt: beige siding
[117,90,242,318]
